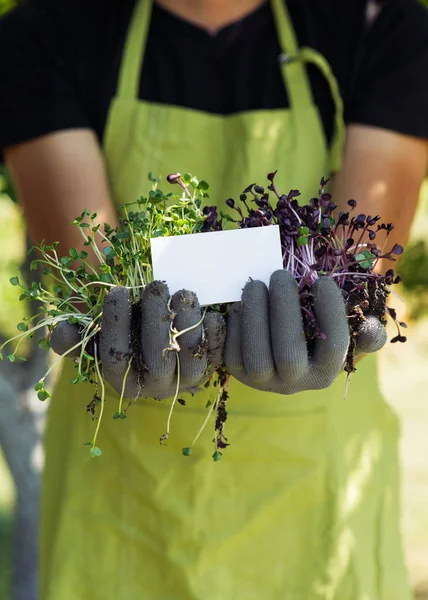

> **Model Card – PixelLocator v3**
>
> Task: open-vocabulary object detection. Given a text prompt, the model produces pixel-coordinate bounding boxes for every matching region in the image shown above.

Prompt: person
[1,0,428,598]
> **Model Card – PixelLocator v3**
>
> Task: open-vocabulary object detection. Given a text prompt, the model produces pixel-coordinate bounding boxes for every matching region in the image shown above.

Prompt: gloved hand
[50,282,226,400]
[224,270,386,395]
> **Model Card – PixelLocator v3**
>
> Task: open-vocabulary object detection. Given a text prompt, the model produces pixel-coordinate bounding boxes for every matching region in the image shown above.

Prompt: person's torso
[58,0,371,147]
[40,2,412,599]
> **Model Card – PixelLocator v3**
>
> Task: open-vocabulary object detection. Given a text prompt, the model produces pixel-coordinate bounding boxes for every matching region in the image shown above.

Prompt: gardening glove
[50,282,226,400]
[224,269,386,395]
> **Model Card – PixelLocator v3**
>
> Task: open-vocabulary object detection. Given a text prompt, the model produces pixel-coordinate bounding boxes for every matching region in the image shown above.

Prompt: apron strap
[117,0,153,99]
[271,0,313,108]
[271,0,345,174]
[299,47,346,174]
[117,0,345,173]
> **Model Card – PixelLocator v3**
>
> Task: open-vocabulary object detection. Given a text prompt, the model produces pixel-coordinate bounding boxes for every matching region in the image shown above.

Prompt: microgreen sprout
[90,341,105,457]
[160,299,208,446]
[1,171,406,461]
[219,172,406,376]
[0,173,215,387]
[114,357,133,420]
[182,377,219,457]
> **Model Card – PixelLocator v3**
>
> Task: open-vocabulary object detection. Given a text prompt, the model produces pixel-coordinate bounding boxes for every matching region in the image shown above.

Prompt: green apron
[40,1,411,598]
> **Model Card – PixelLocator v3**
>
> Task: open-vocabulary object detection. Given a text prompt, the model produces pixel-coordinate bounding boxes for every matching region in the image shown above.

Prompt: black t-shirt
[0,0,428,159]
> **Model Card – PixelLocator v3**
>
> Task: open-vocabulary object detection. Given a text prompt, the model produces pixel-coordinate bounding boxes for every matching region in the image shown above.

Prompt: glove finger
[203,310,226,369]
[171,289,206,383]
[224,302,244,374]
[354,315,387,355]
[241,279,274,382]
[140,281,175,382]
[311,277,349,370]
[50,321,82,358]
[99,286,139,395]
[269,269,308,380]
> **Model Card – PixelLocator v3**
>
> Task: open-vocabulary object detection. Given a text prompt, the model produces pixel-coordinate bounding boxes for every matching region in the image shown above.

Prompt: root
[159,299,209,444]
[116,356,133,418]
[182,369,232,461]
[90,342,105,457]
[160,353,181,446]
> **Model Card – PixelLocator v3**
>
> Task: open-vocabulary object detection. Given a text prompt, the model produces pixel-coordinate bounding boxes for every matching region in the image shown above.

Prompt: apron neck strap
[118,0,314,106]
[116,0,345,173]
[298,47,345,173]
[271,0,345,173]
[117,0,153,99]
[271,0,313,108]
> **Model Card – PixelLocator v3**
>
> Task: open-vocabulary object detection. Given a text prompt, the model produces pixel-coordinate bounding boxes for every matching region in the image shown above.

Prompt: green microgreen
[0,172,228,458]
[0,173,216,394]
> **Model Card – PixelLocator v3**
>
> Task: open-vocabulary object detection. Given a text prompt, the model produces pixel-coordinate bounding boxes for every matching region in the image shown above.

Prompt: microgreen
[0,171,406,461]
[0,173,217,457]
[219,172,406,366]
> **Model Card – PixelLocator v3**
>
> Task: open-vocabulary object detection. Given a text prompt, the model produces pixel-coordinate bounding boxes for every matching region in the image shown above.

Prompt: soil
[192,338,208,359]
[298,274,389,375]
[147,280,165,296]
[343,278,388,374]
[130,301,146,382]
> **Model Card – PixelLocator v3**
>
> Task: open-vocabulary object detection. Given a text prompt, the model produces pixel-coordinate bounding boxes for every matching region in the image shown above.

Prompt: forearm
[5,129,118,261]
[332,125,428,273]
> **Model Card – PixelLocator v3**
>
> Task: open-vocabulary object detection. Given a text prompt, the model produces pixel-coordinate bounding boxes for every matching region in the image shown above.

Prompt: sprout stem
[188,391,218,450]
[160,353,181,445]
[172,307,208,345]
[92,342,105,448]
[118,356,133,415]
[40,326,100,384]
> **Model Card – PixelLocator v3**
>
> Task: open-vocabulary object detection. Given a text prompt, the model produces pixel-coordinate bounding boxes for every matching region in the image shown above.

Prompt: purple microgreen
[222,173,407,368]
[391,243,404,256]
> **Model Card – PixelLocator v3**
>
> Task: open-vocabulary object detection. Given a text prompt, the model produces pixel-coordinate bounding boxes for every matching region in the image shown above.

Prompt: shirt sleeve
[345,0,428,139]
[0,0,90,158]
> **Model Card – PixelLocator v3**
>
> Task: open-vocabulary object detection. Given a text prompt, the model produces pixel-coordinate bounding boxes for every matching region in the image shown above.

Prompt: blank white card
[150,225,283,306]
